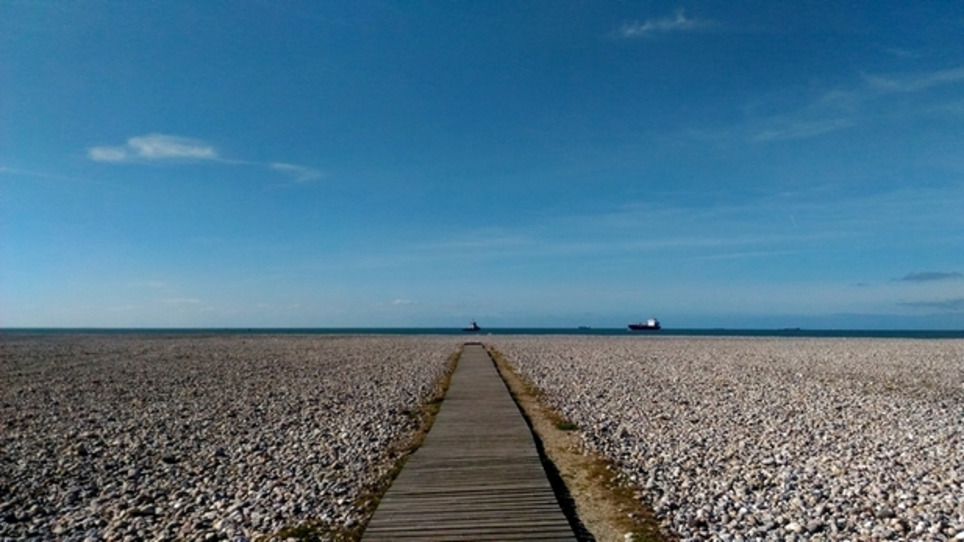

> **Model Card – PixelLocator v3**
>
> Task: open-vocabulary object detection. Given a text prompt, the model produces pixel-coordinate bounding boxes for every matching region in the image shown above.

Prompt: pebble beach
[3,334,963,541]
[493,336,964,541]
[1,334,457,541]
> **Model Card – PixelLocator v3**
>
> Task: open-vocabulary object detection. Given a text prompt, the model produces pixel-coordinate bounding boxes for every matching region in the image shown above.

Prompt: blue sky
[2,1,963,328]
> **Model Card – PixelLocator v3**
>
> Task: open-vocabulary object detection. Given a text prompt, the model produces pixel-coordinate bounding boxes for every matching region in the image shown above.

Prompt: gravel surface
[1,334,457,541]
[493,336,964,541]
[6,334,962,541]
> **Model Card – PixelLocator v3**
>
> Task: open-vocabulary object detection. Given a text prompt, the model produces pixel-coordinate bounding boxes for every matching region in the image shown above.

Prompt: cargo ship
[462,321,481,332]
[628,318,661,331]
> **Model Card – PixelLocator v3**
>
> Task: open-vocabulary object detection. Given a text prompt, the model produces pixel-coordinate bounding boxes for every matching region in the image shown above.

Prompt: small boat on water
[462,321,481,332]
[628,318,661,331]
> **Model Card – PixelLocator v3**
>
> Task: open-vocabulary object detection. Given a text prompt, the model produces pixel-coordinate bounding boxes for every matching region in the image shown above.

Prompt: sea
[3,328,963,339]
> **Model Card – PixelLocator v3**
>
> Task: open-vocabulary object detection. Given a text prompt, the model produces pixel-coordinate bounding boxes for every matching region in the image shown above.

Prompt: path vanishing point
[363,343,578,540]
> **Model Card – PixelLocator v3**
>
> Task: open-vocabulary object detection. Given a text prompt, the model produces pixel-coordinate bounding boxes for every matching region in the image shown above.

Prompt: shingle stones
[493,336,964,541]
[1,334,456,541]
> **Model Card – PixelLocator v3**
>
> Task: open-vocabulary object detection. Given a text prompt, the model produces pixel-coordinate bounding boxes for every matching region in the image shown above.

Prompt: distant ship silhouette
[628,318,661,331]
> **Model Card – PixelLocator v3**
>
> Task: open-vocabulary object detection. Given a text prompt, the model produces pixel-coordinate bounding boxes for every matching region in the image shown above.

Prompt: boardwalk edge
[486,345,671,542]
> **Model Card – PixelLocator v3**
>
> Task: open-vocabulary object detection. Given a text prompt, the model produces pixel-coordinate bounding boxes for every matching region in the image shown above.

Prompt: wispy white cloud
[863,67,964,94]
[392,299,417,306]
[896,271,963,282]
[87,146,130,162]
[270,162,323,182]
[88,134,219,163]
[618,9,714,38]
[129,134,218,160]
[0,165,107,185]
[536,181,964,261]
[736,66,964,143]
[87,133,321,183]
[751,118,855,141]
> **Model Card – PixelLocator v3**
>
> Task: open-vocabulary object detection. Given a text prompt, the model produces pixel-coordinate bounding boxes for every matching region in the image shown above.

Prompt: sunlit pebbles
[494,336,964,541]
[1,335,456,541]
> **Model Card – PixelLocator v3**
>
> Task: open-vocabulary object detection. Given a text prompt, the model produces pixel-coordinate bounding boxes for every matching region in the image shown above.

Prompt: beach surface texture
[2,334,963,540]
[1,334,456,540]
[492,336,964,541]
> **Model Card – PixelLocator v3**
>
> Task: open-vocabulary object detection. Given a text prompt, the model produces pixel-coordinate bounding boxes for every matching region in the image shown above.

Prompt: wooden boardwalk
[363,343,576,540]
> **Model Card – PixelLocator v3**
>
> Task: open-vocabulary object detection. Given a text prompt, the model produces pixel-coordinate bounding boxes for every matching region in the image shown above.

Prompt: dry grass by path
[488,346,671,542]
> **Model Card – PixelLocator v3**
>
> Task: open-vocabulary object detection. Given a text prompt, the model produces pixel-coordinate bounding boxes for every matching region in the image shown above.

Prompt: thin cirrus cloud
[617,9,714,38]
[269,162,323,183]
[750,118,856,142]
[896,271,963,282]
[863,66,964,94]
[88,134,321,181]
[735,66,964,144]
[88,134,219,163]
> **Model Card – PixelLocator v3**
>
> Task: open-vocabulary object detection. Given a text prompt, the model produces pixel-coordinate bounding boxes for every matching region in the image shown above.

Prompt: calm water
[4,328,963,339]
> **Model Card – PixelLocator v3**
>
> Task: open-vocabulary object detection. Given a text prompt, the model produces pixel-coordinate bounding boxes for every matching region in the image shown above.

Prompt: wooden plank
[363,344,575,540]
